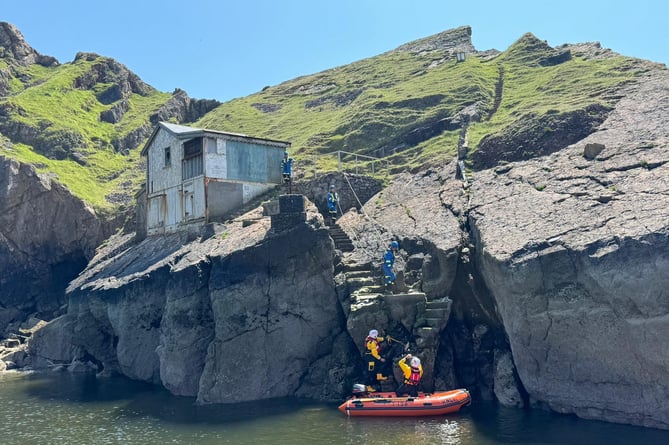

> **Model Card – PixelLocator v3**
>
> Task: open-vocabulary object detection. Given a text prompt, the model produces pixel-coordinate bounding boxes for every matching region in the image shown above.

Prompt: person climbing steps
[327,184,339,225]
[383,241,399,292]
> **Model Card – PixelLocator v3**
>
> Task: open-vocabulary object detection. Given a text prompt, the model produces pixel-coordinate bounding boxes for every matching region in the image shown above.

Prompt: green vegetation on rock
[0,53,172,209]
[0,27,651,210]
[197,32,644,176]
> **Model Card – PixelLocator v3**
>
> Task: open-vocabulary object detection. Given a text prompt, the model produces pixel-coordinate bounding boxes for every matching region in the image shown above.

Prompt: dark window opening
[184,137,203,159]
[183,137,204,180]
[164,146,171,167]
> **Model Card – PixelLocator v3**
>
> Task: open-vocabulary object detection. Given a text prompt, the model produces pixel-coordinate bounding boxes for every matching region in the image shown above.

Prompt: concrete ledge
[279,194,305,213]
[271,212,306,231]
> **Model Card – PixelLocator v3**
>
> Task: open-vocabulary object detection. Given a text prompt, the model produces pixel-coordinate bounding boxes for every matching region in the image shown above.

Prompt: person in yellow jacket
[396,353,423,397]
[364,329,390,387]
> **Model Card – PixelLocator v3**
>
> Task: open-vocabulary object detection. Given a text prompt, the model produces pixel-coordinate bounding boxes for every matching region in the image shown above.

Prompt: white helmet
[410,357,421,368]
[368,329,378,339]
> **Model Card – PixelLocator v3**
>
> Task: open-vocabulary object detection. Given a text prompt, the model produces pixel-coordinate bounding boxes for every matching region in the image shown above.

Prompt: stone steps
[423,318,445,328]
[328,224,354,252]
[345,270,375,279]
[425,298,451,310]
[347,277,379,293]
[356,284,385,294]
[424,308,448,319]
[341,261,374,272]
[415,326,435,336]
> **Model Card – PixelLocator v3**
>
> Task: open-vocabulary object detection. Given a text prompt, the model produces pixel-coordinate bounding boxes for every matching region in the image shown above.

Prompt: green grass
[0,55,172,209]
[0,30,650,211]
[197,33,642,178]
[0,142,144,210]
[466,35,642,150]
[198,50,498,167]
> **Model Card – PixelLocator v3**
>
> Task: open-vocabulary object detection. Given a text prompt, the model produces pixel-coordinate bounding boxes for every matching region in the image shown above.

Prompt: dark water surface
[1,372,668,445]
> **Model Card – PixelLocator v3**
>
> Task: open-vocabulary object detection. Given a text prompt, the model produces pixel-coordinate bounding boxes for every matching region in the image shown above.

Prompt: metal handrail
[320,149,379,161]
[312,150,382,177]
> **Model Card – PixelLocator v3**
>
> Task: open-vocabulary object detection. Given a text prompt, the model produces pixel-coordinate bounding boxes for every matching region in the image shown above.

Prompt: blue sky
[3,0,667,102]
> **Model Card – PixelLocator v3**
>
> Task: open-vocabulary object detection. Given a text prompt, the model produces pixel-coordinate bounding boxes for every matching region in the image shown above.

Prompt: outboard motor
[352,384,367,394]
[351,383,374,398]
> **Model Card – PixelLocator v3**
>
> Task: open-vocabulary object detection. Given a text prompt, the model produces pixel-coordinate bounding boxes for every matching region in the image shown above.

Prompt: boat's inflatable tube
[338,388,471,417]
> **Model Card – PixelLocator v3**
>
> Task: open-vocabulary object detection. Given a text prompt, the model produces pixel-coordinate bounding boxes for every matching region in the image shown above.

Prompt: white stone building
[140,122,290,236]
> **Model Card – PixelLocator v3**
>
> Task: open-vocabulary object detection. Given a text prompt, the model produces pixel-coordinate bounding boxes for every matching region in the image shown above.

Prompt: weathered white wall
[243,182,273,202]
[145,128,288,234]
[147,195,165,235]
[146,130,184,234]
[147,130,182,194]
[205,136,286,184]
[205,137,227,178]
[164,187,182,233]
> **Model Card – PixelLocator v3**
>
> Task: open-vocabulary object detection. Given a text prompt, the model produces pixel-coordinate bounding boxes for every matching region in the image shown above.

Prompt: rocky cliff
[0,21,221,210]
[0,22,57,71]
[337,64,669,428]
[29,202,358,403]
[466,67,669,429]
[0,157,115,333]
[22,64,669,428]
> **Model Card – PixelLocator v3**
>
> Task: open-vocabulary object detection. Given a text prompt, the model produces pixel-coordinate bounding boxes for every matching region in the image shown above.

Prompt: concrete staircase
[414,298,452,349]
[421,298,452,328]
[328,223,355,252]
[335,239,452,391]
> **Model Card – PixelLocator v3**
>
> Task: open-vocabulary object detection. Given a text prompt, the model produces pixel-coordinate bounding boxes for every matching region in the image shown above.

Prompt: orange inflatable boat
[338,388,471,417]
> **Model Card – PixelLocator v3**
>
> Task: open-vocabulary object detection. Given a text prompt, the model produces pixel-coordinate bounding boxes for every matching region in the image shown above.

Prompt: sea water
[0,372,667,445]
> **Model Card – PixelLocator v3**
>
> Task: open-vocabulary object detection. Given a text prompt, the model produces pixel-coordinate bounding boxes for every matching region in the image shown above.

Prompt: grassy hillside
[197,32,646,175]
[0,52,173,210]
[0,26,651,211]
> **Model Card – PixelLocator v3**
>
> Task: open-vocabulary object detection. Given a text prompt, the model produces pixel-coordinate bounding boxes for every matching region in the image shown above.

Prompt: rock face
[472,104,610,169]
[0,22,58,67]
[326,65,669,429]
[467,67,669,428]
[30,202,356,403]
[342,168,511,400]
[395,26,476,55]
[0,157,113,332]
[361,168,464,299]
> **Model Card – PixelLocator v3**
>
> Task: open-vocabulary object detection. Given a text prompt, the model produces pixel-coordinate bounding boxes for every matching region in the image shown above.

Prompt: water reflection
[1,372,668,445]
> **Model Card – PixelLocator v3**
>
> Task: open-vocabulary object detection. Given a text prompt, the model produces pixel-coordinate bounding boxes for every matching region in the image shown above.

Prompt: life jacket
[365,336,380,356]
[405,367,421,385]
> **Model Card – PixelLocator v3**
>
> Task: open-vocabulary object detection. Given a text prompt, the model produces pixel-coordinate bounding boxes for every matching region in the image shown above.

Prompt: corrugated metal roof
[141,121,290,156]
[160,121,203,135]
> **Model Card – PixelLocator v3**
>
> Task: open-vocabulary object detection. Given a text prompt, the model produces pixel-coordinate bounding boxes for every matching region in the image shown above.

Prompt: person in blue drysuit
[327,184,339,224]
[281,151,293,183]
[383,241,399,286]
